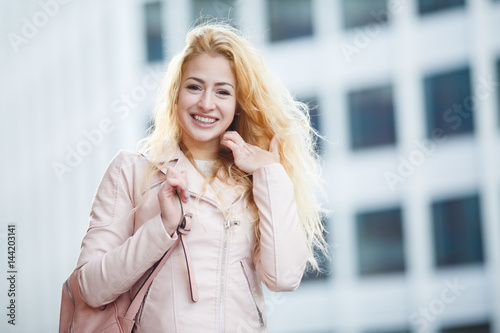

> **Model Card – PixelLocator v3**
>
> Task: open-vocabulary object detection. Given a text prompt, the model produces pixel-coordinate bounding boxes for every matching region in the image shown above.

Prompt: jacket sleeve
[75,150,178,308]
[252,163,307,292]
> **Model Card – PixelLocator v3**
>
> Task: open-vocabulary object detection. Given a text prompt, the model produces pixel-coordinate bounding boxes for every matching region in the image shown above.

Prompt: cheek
[223,101,237,119]
[177,90,198,108]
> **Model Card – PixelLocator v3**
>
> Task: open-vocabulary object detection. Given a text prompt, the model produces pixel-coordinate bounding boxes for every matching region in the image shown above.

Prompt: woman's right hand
[157,167,190,236]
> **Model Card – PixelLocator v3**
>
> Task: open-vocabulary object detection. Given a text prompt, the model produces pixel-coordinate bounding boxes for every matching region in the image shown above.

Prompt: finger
[163,167,188,196]
[180,170,190,203]
[220,137,238,153]
[221,131,243,145]
[161,177,185,197]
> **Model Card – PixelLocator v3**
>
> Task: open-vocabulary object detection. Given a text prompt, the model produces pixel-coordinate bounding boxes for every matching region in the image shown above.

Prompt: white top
[194,159,216,177]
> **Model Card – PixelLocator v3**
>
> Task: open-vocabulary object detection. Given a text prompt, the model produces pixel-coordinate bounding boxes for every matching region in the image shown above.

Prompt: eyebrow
[186,76,234,89]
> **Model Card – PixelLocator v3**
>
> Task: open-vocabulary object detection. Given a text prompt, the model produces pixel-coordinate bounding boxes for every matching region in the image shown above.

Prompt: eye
[187,84,202,91]
[217,90,231,96]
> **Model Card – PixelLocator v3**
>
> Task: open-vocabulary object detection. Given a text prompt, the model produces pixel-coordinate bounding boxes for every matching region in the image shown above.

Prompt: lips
[192,114,218,125]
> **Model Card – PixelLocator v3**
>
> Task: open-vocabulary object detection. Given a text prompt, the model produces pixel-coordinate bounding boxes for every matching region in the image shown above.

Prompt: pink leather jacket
[75,149,307,332]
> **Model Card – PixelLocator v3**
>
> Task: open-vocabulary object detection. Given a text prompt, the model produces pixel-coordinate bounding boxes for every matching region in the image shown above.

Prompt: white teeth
[193,115,216,124]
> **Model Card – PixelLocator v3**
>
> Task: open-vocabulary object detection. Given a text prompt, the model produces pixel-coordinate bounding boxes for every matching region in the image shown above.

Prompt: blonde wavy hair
[138,23,327,271]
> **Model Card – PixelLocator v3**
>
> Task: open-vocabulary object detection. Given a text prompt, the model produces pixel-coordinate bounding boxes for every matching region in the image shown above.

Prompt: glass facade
[300,97,323,154]
[365,330,410,333]
[303,218,330,281]
[418,0,465,15]
[192,0,236,23]
[424,67,474,138]
[144,2,164,63]
[356,207,406,276]
[432,194,484,267]
[341,0,389,29]
[441,322,491,333]
[497,59,500,125]
[267,0,313,42]
[348,85,396,149]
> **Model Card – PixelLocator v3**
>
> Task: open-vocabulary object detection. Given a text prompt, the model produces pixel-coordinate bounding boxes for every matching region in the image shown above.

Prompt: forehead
[183,53,236,85]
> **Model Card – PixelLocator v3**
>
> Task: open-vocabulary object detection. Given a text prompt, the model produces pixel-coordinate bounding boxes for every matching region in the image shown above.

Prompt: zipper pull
[224,220,240,228]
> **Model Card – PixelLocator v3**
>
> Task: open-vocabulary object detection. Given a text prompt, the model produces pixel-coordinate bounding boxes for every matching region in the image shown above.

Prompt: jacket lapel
[149,147,243,210]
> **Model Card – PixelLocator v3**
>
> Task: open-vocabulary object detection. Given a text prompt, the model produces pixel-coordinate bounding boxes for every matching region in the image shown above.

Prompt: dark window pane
[432,194,484,267]
[192,0,236,22]
[424,67,474,138]
[144,2,164,62]
[342,0,389,29]
[300,97,323,154]
[497,59,500,126]
[348,85,396,149]
[441,322,491,333]
[418,0,465,15]
[303,218,330,281]
[365,330,410,333]
[268,0,313,42]
[356,207,405,276]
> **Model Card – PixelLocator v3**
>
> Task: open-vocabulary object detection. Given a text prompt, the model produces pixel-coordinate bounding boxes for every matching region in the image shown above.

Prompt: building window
[192,0,236,23]
[424,67,474,138]
[300,97,323,154]
[441,322,491,333]
[365,330,410,333]
[432,194,484,268]
[497,59,500,125]
[144,2,164,63]
[348,85,396,150]
[303,218,330,281]
[268,0,313,42]
[341,0,389,29]
[417,0,465,15]
[356,207,406,276]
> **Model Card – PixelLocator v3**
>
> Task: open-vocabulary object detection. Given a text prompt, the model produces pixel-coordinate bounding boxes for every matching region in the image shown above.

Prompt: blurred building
[1,0,499,332]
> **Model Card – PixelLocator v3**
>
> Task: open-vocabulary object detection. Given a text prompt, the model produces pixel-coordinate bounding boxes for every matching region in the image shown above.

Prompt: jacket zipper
[240,261,265,327]
[220,220,239,333]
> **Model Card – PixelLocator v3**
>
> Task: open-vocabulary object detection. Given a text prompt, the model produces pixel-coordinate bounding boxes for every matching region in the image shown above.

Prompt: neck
[181,138,219,160]
[189,147,218,160]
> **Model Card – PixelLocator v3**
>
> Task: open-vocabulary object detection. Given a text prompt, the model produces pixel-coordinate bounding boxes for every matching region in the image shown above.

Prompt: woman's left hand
[220,131,280,174]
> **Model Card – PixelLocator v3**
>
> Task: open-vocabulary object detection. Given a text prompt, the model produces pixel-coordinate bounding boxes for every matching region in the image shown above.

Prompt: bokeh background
[1,0,500,332]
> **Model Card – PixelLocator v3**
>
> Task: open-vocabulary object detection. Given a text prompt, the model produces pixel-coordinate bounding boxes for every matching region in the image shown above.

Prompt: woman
[75,23,327,332]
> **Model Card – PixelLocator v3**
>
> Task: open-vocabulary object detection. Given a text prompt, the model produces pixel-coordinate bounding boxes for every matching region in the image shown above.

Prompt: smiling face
[177,53,237,160]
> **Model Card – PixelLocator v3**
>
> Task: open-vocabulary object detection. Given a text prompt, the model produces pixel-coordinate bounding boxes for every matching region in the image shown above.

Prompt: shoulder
[108,149,148,169]
[100,150,151,183]
[111,149,144,164]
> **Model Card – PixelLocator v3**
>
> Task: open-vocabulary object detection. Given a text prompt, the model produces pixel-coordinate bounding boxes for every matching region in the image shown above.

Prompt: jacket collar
[149,147,243,211]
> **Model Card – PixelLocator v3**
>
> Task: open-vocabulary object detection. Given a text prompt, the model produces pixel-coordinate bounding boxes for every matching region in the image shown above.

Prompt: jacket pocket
[239,261,265,327]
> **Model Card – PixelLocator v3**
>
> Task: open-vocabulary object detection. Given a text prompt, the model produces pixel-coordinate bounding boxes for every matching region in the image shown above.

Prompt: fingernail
[221,140,227,143]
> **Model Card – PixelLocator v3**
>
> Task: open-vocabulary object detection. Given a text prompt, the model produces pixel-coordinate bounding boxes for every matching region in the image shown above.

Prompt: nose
[198,90,215,112]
